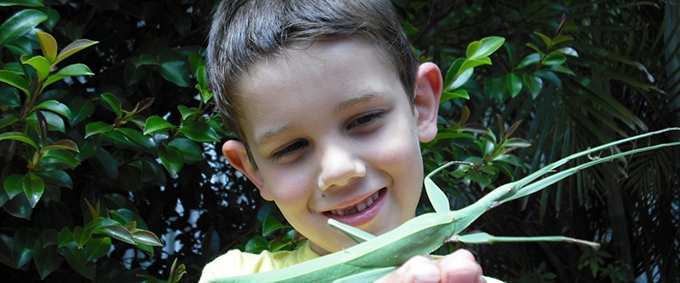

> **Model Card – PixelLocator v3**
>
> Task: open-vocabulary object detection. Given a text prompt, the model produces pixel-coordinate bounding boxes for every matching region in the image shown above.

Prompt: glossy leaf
[100,92,122,118]
[178,122,220,142]
[4,174,23,199]
[116,128,156,152]
[22,172,44,208]
[98,225,135,245]
[12,227,39,269]
[0,0,44,7]
[449,68,473,90]
[35,169,73,189]
[0,131,38,150]
[160,60,190,87]
[0,111,19,129]
[168,138,203,162]
[35,100,71,119]
[35,30,57,62]
[159,143,184,175]
[22,55,51,80]
[84,121,113,138]
[178,105,200,122]
[262,214,289,237]
[0,86,20,107]
[131,230,163,246]
[517,53,541,69]
[505,73,523,98]
[0,70,29,96]
[42,139,79,152]
[72,225,91,248]
[143,115,174,135]
[85,237,111,261]
[43,63,94,90]
[62,246,95,280]
[0,9,47,48]
[542,53,567,66]
[459,58,492,76]
[67,96,94,126]
[196,65,212,103]
[522,73,544,99]
[42,149,80,168]
[3,193,33,220]
[466,36,505,60]
[440,89,469,104]
[53,39,98,66]
[57,227,73,248]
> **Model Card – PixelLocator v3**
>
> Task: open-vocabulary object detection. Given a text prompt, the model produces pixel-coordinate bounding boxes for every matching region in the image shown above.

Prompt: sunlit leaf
[440,89,469,104]
[143,115,174,135]
[42,139,79,152]
[542,53,567,66]
[35,100,71,119]
[35,30,57,62]
[0,70,29,96]
[0,0,44,7]
[42,63,94,90]
[467,36,505,60]
[53,39,98,66]
[0,131,38,150]
[100,92,122,118]
[518,53,541,69]
[84,121,113,138]
[22,55,50,80]
[505,73,522,98]
[98,225,135,245]
[131,230,163,246]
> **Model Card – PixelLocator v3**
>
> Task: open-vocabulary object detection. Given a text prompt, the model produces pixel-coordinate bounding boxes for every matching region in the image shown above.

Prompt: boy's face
[222,37,442,255]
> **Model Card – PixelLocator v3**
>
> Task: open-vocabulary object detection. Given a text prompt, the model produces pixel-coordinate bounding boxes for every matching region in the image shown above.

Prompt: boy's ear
[413,62,442,143]
[221,140,273,200]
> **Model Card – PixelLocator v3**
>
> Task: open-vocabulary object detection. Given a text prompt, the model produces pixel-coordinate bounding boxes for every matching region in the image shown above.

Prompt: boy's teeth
[329,190,380,216]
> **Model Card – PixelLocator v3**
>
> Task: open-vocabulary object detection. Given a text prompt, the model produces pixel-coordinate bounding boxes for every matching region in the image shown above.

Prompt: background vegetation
[0,0,677,282]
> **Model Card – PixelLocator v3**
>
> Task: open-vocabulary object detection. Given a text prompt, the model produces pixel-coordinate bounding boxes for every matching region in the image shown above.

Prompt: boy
[201,0,494,282]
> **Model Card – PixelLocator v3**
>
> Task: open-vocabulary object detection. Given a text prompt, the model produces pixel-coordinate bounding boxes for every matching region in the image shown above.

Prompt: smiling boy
[200,0,490,282]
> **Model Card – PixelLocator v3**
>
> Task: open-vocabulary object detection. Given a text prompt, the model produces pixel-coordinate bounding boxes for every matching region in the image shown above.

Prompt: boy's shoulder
[199,241,318,282]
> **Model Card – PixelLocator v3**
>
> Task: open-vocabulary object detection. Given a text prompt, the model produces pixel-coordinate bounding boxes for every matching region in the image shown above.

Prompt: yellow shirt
[199,242,319,283]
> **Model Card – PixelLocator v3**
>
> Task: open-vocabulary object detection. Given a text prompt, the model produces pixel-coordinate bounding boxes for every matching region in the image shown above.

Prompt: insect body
[213,128,680,283]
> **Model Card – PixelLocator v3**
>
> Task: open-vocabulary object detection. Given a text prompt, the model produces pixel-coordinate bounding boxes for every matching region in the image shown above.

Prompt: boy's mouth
[325,188,384,216]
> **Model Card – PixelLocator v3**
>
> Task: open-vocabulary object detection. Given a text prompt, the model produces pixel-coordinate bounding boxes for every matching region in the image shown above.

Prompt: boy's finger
[375,256,441,283]
[437,249,486,283]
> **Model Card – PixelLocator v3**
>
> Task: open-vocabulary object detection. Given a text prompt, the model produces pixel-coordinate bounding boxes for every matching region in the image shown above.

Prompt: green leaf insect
[212,128,680,283]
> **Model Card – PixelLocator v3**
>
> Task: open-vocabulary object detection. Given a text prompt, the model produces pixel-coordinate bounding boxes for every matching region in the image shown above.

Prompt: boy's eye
[272,140,309,161]
[347,112,385,129]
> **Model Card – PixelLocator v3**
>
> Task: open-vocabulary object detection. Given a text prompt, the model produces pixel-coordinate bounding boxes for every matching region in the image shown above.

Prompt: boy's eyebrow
[255,125,290,147]
[334,93,378,113]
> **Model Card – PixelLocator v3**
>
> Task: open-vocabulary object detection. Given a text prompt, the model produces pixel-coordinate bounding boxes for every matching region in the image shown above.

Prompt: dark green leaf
[534,31,552,48]
[262,214,289,237]
[160,60,190,87]
[43,63,95,90]
[4,174,23,199]
[0,86,20,107]
[35,100,71,119]
[517,53,541,69]
[168,138,203,162]
[0,70,29,96]
[159,143,184,175]
[68,97,94,126]
[440,89,469,104]
[100,92,122,118]
[505,73,522,98]
[244,235,269,254]
[0,132,38,150]
[72,225,92,249]
[12,227,39,269]
[85,237,111,261]
[57,227,73,248]
[22,172,44,208]
[33,238,62,280]
[84,121,113,138]
[26,110,65,133]
[143,115,174,135]
[53,39,98,66]
[116,128,156,152]
[0,0,44,7]
[3,193,33,219]
[178,105,200,122]
[0,111,19,129]
[178,122,220,142]
[111,209,148,230]
[90,147,118,181]
[42,149,79,168]
[35,169,72,189]
[0,9,47,48]
[522,73,543,99]
[62,246,95,280]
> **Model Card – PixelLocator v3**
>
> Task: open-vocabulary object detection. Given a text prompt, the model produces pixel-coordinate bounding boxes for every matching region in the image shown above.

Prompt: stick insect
[213,127,680,283]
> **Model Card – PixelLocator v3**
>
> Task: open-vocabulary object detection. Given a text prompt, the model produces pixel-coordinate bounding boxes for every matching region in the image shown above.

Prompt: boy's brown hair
[207,0,418,145]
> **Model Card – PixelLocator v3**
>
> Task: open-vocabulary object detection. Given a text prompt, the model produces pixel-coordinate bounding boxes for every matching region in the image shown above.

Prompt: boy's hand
[375,249,485,283]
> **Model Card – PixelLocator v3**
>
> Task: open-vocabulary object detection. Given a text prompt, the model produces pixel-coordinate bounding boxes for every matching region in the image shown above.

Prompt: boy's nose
[317,145,366,191]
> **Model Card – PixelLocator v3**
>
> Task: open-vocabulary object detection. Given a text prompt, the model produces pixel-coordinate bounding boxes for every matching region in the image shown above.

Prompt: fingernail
[414,274,440,283]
